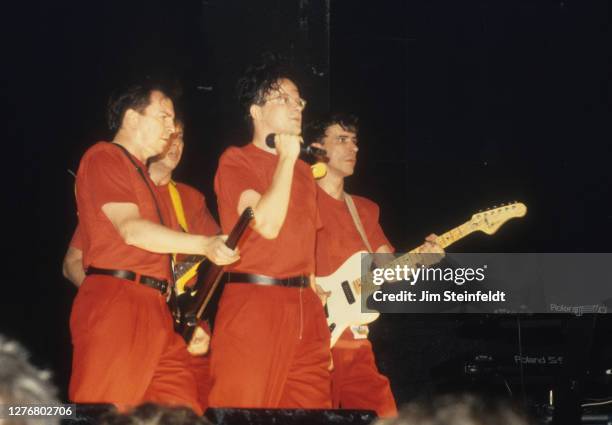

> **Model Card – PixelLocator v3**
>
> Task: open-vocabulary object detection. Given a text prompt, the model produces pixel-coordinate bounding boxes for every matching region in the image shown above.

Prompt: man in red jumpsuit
[64,118,219,412]
[70,83,238,413]
[209,59,332,408]
[307,113,443,417]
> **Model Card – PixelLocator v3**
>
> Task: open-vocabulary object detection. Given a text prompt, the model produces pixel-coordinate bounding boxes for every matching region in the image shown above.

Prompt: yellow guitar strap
[168,180,188,232]
[168,181,199,293]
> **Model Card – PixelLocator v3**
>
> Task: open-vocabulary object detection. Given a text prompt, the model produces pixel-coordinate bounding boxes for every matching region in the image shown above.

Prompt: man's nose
[166,117,176,133]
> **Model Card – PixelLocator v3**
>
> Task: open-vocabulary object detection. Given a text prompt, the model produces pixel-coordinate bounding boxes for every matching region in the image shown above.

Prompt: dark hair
[0,335,60,425]
[304,113,359,145]
[236,53,297,122]
[98,403,211,425]
[107,80,172,134]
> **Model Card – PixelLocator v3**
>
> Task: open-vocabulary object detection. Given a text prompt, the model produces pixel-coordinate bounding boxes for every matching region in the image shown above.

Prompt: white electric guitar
[316,202,527,347]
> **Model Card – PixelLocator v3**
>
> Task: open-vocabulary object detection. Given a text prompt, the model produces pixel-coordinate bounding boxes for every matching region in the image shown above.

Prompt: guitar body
[317,202,527,348]
[173,207,255,343]
[316,251,380,348]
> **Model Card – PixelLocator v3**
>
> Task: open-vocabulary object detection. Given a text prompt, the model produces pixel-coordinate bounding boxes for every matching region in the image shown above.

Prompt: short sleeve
[201,204,221,235]
[78,149,139,211]
[315,190,323,231]
[214,147,262,228]
[183,186,221,236]
[362,198,395,253]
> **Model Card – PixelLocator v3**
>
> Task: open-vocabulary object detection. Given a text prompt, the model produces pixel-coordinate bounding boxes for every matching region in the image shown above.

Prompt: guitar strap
[344,193,372,339]
[168,180,189,232]
[167,181,201,292]
[344,193,374,253]
[111,143,179,291]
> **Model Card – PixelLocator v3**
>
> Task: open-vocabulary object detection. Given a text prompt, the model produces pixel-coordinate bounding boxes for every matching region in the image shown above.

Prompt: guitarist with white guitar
[307,114,444,417]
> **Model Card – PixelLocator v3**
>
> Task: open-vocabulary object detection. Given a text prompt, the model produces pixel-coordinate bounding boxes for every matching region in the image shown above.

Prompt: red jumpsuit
[209,143,331,408]
[70,142,201,413]
[71,177,220,413]
[316,186,398,417]
[158,182,220,413]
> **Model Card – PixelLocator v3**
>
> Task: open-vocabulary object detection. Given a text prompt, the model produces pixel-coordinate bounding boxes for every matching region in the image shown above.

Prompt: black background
[13,0,612,409]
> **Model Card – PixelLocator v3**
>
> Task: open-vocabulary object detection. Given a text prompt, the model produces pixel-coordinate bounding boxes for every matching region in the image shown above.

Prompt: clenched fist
[273,133,302,162]
[202,235,240,265]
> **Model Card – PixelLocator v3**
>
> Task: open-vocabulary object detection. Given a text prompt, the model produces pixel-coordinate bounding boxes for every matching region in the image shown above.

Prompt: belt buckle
[159,281,172,300]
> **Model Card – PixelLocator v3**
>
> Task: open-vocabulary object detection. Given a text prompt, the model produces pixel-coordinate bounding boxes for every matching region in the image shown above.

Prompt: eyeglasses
[265,93,307,110]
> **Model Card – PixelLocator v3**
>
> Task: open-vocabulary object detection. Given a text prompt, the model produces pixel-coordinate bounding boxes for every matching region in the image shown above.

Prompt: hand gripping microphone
[265,134,327,158]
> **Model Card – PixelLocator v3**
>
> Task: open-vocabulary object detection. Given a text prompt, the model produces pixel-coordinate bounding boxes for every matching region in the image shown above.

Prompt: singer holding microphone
[209,56,332,408]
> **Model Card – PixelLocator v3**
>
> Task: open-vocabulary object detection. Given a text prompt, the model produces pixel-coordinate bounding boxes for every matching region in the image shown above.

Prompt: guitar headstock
[469,202,527,235]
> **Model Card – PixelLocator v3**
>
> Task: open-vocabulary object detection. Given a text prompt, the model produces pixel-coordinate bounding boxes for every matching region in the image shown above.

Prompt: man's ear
[123,108,140,130]
[311,141,324,149]
[250,104,262,122]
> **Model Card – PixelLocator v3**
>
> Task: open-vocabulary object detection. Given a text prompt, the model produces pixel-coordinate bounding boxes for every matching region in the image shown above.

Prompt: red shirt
[158,182,221,236]
[75,142,175,281]
[315,186,393,277]
[214,143,321,277]
[72,181,220,249]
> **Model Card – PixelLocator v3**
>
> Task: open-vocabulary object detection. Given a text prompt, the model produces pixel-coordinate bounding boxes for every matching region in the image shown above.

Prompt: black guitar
[175,207,254,343]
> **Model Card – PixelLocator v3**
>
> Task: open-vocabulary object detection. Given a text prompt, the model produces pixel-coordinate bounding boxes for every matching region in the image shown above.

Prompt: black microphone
[265,134,327,158]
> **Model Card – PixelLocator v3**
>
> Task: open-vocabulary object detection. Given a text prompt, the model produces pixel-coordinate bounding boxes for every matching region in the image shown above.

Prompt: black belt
[86,266,170,295]
[224,272,310,288]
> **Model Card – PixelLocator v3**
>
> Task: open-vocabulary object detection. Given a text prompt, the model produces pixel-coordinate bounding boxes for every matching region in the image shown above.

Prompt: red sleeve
[179,184,221,236]
[361,198,395,253]
[83,149,139,209]
[214,147,263,230]
[70,224,83,250]
[200,204,221,235]
[315,190,323,231]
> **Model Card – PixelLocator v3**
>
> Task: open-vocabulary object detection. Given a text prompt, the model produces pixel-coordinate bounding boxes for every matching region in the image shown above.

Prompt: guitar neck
[413,221,473,252]
[386,220,474,270]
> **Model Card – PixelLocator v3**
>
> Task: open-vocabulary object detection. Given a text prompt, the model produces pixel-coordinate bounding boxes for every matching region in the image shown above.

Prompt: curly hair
[304,113,359,145]
[236,53,298,121]
[98,403,211,425]
[0,335,60,425]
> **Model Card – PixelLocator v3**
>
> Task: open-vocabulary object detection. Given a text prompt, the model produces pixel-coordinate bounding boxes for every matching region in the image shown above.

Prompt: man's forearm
[122,219,208,254]
[63,259,86,287]
[251,157,295,239]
